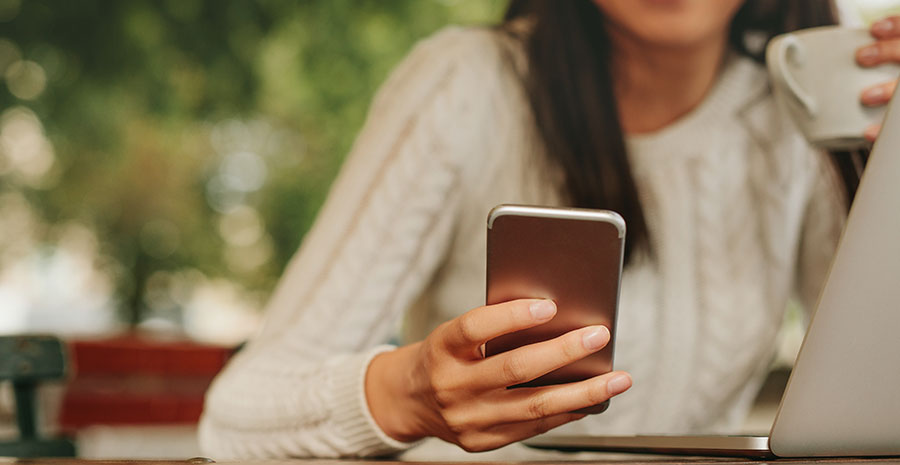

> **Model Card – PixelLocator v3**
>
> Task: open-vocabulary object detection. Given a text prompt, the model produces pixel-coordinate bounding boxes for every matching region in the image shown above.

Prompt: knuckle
[501,356,528,383]
[455,432,478,452]
[425,362,476,411]
[435,321,458,345]
[427,368,461,406]
[422,340,442,367]
[456,314,479,344]
[531,416,553,435]
[431,383,455,409]
[423,356,443,386]
[435,368,464,392]
[458,442,482,453]
[441,410,470,435]
[457,433,491,453]
[431,322,453,351]
[526,393,552,420]
[433,320,452,337]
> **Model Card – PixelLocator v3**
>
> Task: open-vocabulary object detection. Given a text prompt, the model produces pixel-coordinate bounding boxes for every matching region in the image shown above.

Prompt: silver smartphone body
[484,205,625,410]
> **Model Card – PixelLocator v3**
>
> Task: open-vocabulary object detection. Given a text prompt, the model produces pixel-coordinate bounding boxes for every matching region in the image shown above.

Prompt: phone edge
[487,204,626,239]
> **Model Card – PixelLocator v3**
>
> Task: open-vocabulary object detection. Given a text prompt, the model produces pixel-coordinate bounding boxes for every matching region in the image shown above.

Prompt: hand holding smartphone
[484,205,625,413]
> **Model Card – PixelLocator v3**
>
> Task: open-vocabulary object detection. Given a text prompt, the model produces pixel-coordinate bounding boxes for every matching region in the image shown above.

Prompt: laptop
[524,77,900,460]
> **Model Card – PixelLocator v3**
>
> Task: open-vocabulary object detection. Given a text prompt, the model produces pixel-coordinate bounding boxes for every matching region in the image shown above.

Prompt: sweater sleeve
[199,27,501,459]
[794,150,848,316]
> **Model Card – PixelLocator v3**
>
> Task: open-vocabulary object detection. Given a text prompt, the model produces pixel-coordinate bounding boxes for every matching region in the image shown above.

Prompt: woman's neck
[608,27,729,135]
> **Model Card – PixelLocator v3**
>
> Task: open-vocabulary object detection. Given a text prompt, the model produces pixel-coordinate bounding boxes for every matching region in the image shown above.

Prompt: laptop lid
[768,87,900,457]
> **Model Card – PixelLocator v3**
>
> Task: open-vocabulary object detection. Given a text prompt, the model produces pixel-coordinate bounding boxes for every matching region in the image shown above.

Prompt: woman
[199,0,897,459]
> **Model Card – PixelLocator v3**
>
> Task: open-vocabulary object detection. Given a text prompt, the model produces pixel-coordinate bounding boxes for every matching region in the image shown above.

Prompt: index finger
[442,299,557,357]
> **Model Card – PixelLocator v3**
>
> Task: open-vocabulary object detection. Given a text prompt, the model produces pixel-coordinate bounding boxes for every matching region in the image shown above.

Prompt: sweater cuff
[329,345,419,457]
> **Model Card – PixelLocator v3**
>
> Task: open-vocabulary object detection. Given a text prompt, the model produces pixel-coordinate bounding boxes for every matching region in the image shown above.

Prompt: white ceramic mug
[766,26,900,149]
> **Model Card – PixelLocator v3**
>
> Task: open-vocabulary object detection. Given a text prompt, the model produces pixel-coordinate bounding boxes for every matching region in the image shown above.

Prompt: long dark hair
[502,0,865,263]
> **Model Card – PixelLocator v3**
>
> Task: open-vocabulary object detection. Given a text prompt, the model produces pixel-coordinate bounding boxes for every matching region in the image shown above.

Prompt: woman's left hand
[856,16,900,141]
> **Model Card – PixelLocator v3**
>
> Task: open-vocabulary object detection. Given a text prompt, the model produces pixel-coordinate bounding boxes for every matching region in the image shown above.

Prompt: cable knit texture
[199,26,846,460]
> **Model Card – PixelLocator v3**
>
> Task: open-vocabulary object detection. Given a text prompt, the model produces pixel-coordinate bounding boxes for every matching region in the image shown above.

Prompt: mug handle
[773,35,818,117]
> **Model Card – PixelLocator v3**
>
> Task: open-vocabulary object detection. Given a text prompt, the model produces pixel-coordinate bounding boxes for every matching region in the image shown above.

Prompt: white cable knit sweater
[199,26,846,460]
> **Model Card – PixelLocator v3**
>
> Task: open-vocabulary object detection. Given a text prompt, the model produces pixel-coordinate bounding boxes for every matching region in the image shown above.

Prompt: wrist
[365,342,427,443]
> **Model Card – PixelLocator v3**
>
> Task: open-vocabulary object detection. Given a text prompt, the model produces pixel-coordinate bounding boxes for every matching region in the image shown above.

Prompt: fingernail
[862,85,886,102]
[582,326,610,350]
[873,19,894,35]
[607,374,632,396]
[529,300,556,320]
[858,45,879,62]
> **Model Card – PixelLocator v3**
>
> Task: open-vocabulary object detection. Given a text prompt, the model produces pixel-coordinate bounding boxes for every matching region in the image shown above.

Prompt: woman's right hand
[857,16,900,141]
[365,298,632,452]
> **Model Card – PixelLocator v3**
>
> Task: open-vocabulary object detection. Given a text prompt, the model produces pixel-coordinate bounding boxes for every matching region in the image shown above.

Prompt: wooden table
[7,457,900,465]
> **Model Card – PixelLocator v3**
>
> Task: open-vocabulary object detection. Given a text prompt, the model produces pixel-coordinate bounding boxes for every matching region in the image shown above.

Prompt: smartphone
[484,204,625,412]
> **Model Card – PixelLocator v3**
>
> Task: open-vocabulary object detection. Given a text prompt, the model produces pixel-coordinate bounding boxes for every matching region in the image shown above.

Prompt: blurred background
[0,0,505,458]
[0,0,506,343]
[0,0,896,459]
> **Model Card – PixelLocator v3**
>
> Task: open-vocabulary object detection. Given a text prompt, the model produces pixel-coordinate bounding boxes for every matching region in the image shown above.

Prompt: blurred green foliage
[0,0,505,325]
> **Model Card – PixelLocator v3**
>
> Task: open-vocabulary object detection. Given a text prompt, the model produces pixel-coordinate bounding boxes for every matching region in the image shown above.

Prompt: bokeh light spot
[218,205,264,247]
[218,150,267,192]
[224,235,273,274]
[5,60,47,100]
[0,106,56,184]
